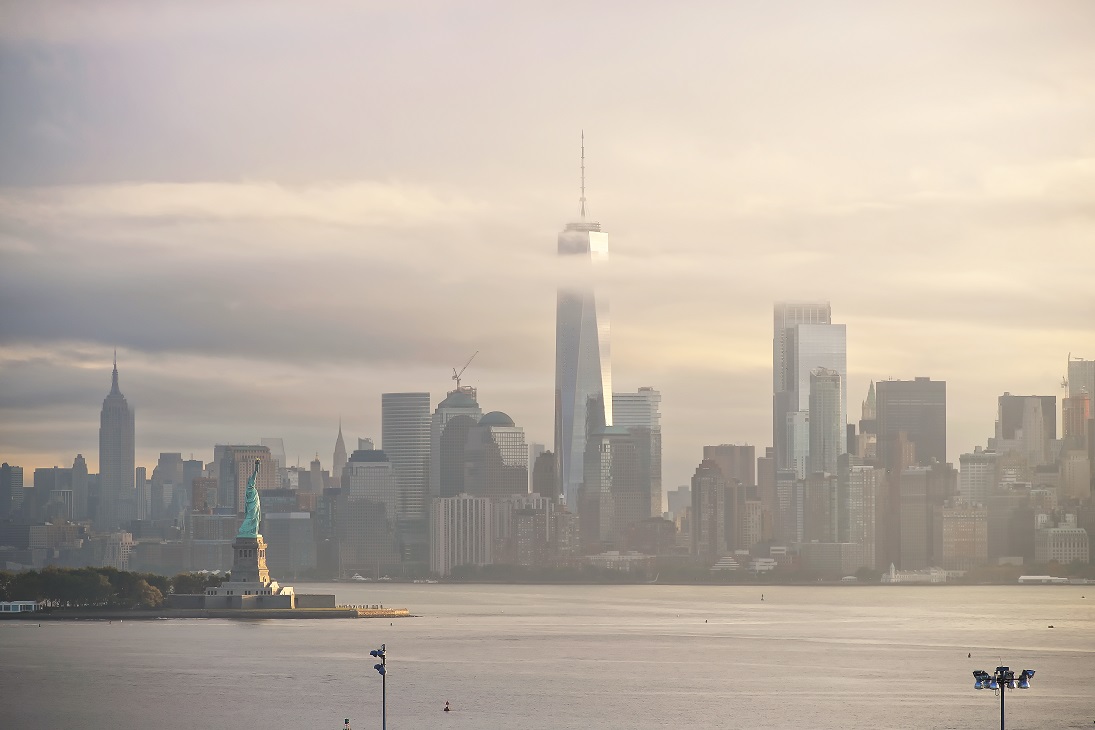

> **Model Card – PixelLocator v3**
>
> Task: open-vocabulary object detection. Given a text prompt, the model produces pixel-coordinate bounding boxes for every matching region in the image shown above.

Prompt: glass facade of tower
[772,302,832,473]
[555,220,612,511]
[381,393,431,519]
[808,367,843,476]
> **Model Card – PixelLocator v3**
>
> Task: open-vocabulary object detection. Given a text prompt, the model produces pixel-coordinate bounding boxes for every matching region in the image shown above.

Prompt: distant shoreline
[0,607,413,621]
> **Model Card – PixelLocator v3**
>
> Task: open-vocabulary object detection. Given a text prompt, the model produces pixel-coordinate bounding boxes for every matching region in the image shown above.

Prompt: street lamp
[370,644,386,730]
[972,666,1035,730]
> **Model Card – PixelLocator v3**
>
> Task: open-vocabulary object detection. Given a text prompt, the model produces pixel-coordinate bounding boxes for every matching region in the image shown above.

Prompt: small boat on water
[350,573,369,582]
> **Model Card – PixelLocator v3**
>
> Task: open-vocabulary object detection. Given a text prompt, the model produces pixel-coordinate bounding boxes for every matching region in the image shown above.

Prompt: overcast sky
[1,1,1093,495]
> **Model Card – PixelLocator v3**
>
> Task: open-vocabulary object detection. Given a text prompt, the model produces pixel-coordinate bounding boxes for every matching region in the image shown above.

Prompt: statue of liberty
[237,459,263,538]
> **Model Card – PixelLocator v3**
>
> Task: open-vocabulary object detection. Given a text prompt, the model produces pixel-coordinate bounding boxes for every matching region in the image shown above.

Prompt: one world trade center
[554,134,612,510]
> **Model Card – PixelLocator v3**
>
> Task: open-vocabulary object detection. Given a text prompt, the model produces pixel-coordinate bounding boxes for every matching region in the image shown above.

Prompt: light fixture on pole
[370,644,386,730]
[972,666,1035,730]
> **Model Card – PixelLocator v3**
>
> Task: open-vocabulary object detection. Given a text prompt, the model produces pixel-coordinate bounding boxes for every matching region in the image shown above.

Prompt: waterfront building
[429,493,492,577]
[97,355,135,531]
[897,461,957,570]
[464,411,528,501]
[1034,526,1089,565]
[555,143,612,511]
[798,542,865,578]
[691,459,727,565]
[430,388,482,499]
[934,502,988,572]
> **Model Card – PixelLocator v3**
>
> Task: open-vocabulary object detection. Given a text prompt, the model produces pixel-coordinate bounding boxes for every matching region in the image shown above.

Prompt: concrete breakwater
[1,607,412,620]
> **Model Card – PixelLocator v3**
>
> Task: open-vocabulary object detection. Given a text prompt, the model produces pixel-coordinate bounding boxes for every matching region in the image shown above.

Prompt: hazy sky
[2,2,1094,493]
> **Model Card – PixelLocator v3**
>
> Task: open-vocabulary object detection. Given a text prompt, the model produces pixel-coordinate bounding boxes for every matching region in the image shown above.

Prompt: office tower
[260,437,287,487]
[555,139,612,510]
[1,463,23,518]
[134,466,149,520]
[691,458,727,565]
[215,445,275,513]
[840,456,880,570]
[1062,394,1091,448]
[583,425,643,548]
[464,411,529,501]
[381,392,431,516]
[97,354,135,531]
[857,382,878,460]
[1068,356,1095,400]
[309,455,324,492]
[358,437,375,451]
[532,450,558,499]
[182,459,203,508]
[613,388,663,517]
[430,389,482,499]
[151,453,183,521]
[875,377,947,473]
[757,448,776,538]
[429,493,492,576]
[958,447,998,506]
[528,443,546,491]
[263,512,316,576]
[932,502,989,572]
[492,493,555,566]
[704,444,755,550]
[809,368,843,476]
[995,394,1056,471]
[342,449,400,521]
[667,485,691,517]
[1059,451,1091,500]
[773,301,833,474]
[803,472,837,543]
[71,454,89,522]
[897,461,957,569]
[331,425,347,488]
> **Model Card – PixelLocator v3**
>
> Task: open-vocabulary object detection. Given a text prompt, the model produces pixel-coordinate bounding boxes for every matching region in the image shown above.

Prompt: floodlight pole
[370,644,386,730]
[998,677,1004,730]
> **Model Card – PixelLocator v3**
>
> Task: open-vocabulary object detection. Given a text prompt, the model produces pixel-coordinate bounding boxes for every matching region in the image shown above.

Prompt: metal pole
[999,678,1004,730]
[382,644,386,730]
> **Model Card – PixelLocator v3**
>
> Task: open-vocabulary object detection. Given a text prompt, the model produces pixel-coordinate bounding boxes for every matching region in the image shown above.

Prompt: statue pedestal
[201,534,295,608]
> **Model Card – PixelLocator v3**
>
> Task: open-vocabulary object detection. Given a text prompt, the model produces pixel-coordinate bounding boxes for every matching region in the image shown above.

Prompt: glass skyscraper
[773,301,832,474]
[555,212,611,510]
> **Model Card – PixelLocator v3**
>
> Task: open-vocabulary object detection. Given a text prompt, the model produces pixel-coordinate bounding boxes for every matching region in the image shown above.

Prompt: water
[2,584,1092,729]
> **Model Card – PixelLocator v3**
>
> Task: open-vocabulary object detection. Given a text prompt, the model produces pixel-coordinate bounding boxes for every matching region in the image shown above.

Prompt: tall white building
[429,493,492,576]
[381,393,430,517]
[555,137,612,511]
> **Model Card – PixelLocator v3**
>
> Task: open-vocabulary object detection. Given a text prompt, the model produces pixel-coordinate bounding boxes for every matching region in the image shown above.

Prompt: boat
[350,573,368,582]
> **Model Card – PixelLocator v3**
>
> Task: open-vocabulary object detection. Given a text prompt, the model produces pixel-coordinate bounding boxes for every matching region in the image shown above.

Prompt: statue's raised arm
[237,458,263,538]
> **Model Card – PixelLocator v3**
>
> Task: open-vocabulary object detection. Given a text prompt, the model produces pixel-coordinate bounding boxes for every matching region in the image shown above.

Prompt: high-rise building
[773,301,833,474]
[958,447,998,507]
[381,392,431,522]
[0,463,23,518]
[934,502,988,572]
[342,449,400,520]
[260,437,287,488]
[613,388,663,517]
[583,426,644,549]
[430,389,482,499]
[1068,356,1095,400]
[691,459,727,565]
[839,457,880,570]
[1062,394,1091,448]
[703,444,755,550]
[556,143,612,511]
[97,354,135,531]
[429,493,492,577]
[809,367,843,476]
[71,454,89,522]
[464,411,528,501]
[215,445,275,513]
[896,461,957,570]
[994,394,1056,472]
[151,452,183,521]
[876,377,946,475]
[531,450,558,501]
[332,424,347,489]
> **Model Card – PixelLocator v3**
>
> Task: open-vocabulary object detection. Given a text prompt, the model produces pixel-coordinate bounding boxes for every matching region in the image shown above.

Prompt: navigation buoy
[968,653,971,658]
[444,701,451,713]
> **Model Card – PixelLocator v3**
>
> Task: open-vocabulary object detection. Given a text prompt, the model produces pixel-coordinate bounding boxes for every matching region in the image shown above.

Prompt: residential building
[429,493,492,577]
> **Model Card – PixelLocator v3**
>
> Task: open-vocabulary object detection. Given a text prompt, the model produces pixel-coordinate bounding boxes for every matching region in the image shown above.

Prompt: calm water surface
[2,584,1092,729]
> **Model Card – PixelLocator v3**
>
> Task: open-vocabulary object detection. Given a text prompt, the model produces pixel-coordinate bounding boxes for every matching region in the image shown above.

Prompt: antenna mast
[580,130,586,219]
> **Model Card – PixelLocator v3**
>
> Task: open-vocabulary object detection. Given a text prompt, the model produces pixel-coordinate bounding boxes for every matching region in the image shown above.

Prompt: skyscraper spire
[110,349,120,395]
[579,130,586,219]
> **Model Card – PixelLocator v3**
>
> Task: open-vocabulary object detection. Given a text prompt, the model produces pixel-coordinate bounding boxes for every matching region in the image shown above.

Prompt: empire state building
[98,354,135,530]
[554,135,612,509]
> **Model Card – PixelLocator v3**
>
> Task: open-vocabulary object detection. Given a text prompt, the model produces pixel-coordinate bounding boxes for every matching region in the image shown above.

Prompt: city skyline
[1,2,1093,492]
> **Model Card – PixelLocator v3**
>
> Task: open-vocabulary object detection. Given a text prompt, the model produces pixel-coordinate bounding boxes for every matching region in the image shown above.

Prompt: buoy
[1048,625,1054,628]
[968,653,971,658]
[444,701,451,713]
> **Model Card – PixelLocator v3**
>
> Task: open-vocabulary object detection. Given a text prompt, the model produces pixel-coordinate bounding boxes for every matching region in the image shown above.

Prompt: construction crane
[452,351,479,391]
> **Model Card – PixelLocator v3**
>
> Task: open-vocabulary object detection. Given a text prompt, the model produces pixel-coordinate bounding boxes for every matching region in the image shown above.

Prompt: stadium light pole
[972,666,1035,730]
[370,644,386,730]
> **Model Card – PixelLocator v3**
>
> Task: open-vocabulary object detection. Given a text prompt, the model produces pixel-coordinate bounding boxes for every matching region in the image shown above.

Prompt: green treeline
[0,567,225,610]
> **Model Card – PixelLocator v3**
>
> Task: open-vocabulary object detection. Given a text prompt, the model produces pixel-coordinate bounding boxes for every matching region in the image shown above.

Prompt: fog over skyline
[1,1,1093,489]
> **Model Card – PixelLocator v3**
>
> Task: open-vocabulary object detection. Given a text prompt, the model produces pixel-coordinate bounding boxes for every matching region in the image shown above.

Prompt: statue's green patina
[236,459,262,538]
